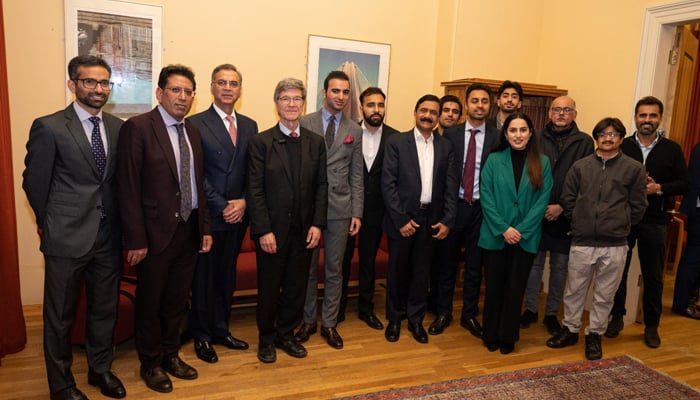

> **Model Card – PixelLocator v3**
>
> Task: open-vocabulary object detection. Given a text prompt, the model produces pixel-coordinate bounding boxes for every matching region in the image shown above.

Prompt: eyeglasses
[165,86,195,97]
[278,96,304,105]
[74,78,113,89]
[213,80,239,88]
[598,132,622,139]
[550,107,575,114]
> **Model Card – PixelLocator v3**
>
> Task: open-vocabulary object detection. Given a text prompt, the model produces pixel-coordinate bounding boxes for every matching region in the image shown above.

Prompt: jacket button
[514,202,519,207]
[176,192,180,197]
[175,212,180,218]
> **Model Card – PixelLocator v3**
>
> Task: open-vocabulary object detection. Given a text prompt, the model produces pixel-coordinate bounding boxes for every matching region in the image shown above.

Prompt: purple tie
[462,129,479,202]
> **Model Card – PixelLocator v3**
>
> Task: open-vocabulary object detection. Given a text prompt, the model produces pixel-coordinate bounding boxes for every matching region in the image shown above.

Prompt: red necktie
[290,131,299,138]
[225,115,237,146]
[462,129,479,202]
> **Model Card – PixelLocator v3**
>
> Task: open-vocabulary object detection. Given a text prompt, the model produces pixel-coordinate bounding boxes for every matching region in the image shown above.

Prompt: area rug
[335,355,700,400]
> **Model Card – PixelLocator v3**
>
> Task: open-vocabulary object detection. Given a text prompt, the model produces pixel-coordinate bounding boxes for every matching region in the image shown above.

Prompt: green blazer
[478,148,552,253]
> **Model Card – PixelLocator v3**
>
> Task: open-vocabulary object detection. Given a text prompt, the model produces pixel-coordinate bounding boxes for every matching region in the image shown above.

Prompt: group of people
[22,55,700,400]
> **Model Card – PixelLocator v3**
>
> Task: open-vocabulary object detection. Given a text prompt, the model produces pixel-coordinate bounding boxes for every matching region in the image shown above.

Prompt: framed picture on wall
[64,0,162,119]
[306,35,391,122]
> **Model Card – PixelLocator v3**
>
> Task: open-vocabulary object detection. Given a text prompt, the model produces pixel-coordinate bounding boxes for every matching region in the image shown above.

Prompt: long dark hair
[496,113,545,190]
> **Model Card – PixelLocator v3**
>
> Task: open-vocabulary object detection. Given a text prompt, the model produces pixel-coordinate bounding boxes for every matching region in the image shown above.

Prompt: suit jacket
[246,125,328,245]
[362,123,399,228]
[22,104,122,257]
[117,107,211,255]
[444,122,500,196]
[381,130,458,239]
[680,142,700,221]
[300,110,363,220]
[187,105,258,231]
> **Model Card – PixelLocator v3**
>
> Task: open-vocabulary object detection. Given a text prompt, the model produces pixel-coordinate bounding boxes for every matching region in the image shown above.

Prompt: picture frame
[306,35,391,122]
[64,0,162,119]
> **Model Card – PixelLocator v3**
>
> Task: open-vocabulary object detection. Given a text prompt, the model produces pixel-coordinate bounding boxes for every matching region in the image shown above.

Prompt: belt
[419,202,431,209]
[459,198,480,206]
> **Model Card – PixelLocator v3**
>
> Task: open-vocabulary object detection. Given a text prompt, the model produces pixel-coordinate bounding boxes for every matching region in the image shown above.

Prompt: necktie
[176,123,192,221]
[88,116,106,177]
[325,115,335,148]
[290,131,299,138]
[462,129,479,202]
[225,115,237,146]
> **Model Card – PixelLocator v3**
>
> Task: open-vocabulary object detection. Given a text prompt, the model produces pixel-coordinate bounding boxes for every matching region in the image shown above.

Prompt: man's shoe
[543,315,562,335]
[499,342,515,354]
[672,305,700,320]
[140,366,173,393]
[585,333,603,360]
[604,314,624,338]
[408,322,428,344]
[428,315,452,335]
[546,326,579,348]
[385,321,401,342]
[644,326,661,348]
[520,309,538,328]
[88,370,126,398]
[162,355,198,380]
[359,313,384,330]
[257,344,276,363]
[294,322,317,343]
[484,341,499,352]
[321,326,344,349]
[213,334,249,350]
[194,340,218,363]
[460,317,483,338]
[50,386,88,400]
[274,336,308,358]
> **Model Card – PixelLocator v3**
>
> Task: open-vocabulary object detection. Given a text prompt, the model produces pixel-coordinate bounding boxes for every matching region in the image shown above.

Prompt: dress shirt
[278,121,300,137]
[634,131,660,164]
[459,122,486,200]
[414,127,434,204]
[321,107,342,136]
[361,121,382,170]
[157,105,198,209]
[73,102,108,156]
[213,103,238,131]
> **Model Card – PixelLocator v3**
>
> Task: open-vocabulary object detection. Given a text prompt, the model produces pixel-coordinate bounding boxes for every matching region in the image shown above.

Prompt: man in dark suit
[429,83,499,338]
[339,87,398,329]
[382,94,458,344]
[247,78,327,363]
[23,55,126,400]
[187,64,257,363]
[118,65,212,394]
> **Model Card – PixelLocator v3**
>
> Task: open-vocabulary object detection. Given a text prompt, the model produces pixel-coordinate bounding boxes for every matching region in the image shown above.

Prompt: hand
[645,180,662,195]
[199,235,213,253]
[259,232,277,254]
[222,198,246,224]
[126,248,148,266]
[544,204,564,221]
[431,222,450,240]
[400,220,420,237]
[348,217,362,236]
[306,226,322,249]
[502,227,521,245]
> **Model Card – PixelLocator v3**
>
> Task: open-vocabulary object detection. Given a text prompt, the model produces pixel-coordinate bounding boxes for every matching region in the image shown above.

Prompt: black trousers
[340,224,384,316]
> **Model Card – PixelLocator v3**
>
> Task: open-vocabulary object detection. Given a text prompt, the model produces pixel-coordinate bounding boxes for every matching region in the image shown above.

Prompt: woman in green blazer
[478,113,552,354]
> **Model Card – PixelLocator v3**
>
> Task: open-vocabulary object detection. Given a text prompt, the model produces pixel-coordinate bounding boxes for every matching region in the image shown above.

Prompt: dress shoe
[50,386,88,400]
[644,326,661,348]
[546,326,579,348]
[385,321,401,342]
[484,341,499,352]
[460,317,483,338]
[194,340,218,363]
[520,309,538,328]
[294,322,317,343]
[543,315,562,335]
[162,355,198,380]
[428,315,452,335]
[359,312,384,330]
[140,366,173,393]
[258,343,277,363]
[274,337,308,358]
[88,369,126,398]
[321,326,344,349]
[499,342,515,355]
[604,313,624,338]
[408,322,428,344]
[585,333,602,360]
[213,334,249,350]
[672,305,700,320]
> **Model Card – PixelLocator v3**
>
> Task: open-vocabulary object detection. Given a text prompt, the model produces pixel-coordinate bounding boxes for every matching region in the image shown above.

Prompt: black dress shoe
[484,341,499,352]
[140,366,173,393]
[408,322,428,344]
[213,334,249,350]
[460,317,483,338]
[546,326,579,348]
[258,343,277,363]
[359,313,384,330]
[88,369,126,398]
[162,355,198,380]
[428,315,452,335]
[294,322,317,343]
[672,305,700,320]
[194,340,218,363]
[50,386,88,400]
[385,321,401,342]
[274,337,308,358]
[644,326,661,348]
[499,342,515,354]
[321,326,344,349]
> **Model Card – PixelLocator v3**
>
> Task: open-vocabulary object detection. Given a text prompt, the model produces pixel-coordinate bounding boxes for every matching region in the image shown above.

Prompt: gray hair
[274,78,306,101]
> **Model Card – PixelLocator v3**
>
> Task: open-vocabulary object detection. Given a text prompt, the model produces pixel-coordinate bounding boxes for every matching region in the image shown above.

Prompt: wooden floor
[2,275,700,399]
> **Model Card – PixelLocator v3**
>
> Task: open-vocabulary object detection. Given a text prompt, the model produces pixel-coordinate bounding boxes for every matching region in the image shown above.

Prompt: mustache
[420,117,434,123]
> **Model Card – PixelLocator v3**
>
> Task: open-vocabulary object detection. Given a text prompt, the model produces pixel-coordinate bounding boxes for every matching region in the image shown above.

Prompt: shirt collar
[72,102,103,122]
[322,107,342,123]
[633,131,660,148]
[414,127,433,142]
[212,103,236,121]
[157,104,183,126]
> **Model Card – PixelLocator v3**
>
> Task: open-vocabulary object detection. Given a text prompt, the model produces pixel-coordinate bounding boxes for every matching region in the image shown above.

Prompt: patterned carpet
[335,356,700,400]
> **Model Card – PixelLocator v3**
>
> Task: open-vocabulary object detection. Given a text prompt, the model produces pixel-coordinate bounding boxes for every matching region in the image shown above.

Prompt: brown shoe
[321,326,344,349]
[294,322,317,343]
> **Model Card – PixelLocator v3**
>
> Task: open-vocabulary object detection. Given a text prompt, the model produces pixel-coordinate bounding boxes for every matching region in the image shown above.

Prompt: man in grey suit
[23,55,126,400]
[295,71,364,349]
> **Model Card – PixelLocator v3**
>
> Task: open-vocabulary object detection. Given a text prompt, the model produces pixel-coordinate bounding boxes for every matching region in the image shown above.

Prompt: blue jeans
[524,250,569,317]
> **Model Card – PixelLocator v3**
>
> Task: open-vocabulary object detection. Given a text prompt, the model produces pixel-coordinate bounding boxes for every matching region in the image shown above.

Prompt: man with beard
[520,96,594,335]
[382,94,458,344]
[604,96,689,348]
[23,55,126,400]
[489,80,523,130]
[338,87,398,329]
[435,95,463,135]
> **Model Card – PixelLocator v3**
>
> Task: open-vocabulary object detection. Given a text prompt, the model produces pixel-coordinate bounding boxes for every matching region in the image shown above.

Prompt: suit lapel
[103,115,120,179]
[64,106,101,178]
[150,109,180,183]
[204,106,237,172]
[272,128,293,186]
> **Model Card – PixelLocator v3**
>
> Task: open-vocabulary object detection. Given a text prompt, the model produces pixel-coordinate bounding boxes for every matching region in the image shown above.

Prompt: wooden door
[669,25,699,151]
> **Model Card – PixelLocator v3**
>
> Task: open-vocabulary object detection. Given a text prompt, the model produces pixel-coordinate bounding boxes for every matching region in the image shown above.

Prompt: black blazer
[362,123,399,227]
[444,122,500,189]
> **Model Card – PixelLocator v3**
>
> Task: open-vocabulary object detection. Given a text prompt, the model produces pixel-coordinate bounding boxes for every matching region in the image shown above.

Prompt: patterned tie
[225,115,237,146]
[176,123,192,221]
[290,131,299,138]
[462,129,479,202]
[325,115,335,148]
[88,116,106,177]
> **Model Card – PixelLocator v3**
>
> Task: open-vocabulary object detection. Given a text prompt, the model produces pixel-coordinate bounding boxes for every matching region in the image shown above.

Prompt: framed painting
[306,35,391,122]
[64,0,162,119]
